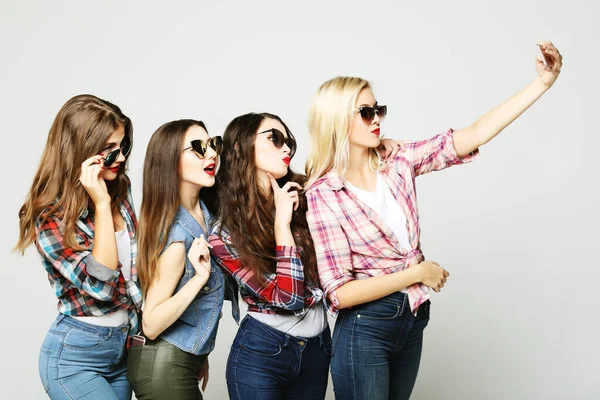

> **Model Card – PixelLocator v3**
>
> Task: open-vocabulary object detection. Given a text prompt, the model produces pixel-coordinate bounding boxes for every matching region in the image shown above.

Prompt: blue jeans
[226,315,331,400]
[330,292,431,400]
[39,314,131,399]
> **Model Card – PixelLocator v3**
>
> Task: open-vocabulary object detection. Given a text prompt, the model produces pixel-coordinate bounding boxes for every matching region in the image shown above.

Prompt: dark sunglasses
[257,128,296,158]
[102,136,132,167]
[355,105,387,123]
[182,136,223,158]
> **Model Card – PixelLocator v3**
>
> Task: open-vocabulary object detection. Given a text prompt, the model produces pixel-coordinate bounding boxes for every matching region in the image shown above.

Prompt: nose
[115,148,127,163]
[204,145,217,160]
[373,112,381,125]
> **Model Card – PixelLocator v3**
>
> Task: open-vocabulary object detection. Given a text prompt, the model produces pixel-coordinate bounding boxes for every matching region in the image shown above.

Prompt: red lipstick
[204,163,216,176]
[282,156,291,165]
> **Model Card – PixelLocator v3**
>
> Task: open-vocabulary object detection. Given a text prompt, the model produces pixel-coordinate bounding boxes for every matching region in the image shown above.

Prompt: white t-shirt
[345,173,412,251]
[249,303,328,338]
[73,227,130,327]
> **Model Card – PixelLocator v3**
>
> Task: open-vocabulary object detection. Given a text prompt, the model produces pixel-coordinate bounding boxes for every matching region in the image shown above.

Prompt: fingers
[266,173,282,193]
[290,191,299,211]
[80,156,104,185]
[388,144,398,161]
[199,234,213,249]
[281,181,303,192]
[376,141,392,161]
[387,140,406,162]
[545,48,562,69]
[81,155,104,169]
[537,41,562,70]
[191,238,210,260]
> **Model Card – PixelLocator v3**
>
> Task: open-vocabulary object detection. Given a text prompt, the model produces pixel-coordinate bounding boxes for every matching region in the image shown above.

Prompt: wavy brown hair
[137,119,211,294]
[15,94,132,254]
[213,112,318,285]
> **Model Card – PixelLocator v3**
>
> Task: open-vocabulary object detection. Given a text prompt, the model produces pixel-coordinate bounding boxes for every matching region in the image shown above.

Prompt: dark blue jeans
[330,292,430,400]
[226,315,331,400]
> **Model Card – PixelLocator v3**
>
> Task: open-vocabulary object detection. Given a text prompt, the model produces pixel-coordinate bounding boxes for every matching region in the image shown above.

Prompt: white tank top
[72,227,131,326]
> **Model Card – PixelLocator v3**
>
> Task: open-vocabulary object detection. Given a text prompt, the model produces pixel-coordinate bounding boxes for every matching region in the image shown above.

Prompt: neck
[344,143,374,184]
[179,182,203,217]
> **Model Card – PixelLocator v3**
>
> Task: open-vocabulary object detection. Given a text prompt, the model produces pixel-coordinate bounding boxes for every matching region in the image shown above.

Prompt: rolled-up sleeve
[306,186,354,316]
[36,216,120,301]
[399,129,479,177]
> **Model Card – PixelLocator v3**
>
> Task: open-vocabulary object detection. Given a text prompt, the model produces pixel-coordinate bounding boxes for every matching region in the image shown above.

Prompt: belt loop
[56,313,66,326]
[283,335,290,348]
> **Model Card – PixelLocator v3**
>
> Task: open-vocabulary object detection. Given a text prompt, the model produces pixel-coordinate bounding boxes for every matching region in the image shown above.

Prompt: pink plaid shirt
[306,129,479,316]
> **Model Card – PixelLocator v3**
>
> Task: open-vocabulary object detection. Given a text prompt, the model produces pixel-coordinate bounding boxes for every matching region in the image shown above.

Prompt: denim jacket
[159,201,235,355]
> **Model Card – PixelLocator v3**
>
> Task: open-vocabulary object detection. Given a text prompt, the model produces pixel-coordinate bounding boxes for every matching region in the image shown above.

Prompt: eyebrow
[358,101,378,107]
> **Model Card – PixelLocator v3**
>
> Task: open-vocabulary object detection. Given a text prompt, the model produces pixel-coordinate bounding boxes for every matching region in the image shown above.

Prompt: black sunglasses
[103,135,132,167]
[355,105,387,123]
[182,136,223,158]
[257,128,296,158]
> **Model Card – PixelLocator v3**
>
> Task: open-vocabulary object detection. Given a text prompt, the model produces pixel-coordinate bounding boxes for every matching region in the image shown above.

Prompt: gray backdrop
[2,1,598,399]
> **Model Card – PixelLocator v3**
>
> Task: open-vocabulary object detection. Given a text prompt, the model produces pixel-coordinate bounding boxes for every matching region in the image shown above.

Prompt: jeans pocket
[239,331,282,357]
[356,299,402,320]
[126,346,158,387]
[38,348,51,393]
[62,327,104,351]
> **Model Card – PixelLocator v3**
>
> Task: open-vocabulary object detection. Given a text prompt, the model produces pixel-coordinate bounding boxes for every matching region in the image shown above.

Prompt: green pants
[127,337,208,400]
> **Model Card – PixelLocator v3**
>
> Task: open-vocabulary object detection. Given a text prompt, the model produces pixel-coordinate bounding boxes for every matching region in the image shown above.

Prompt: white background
[1,1,598,399]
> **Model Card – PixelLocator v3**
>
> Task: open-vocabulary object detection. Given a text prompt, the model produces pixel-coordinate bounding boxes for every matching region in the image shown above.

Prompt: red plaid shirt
[209,223,322,315]
[35,182,143,334]
[306,129,478,316]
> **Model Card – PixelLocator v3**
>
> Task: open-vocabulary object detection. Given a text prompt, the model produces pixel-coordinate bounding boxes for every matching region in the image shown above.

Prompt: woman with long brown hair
[16,94,140,399]
[126,119,228,399]
[207,112,331,400]
[208,112,403,399]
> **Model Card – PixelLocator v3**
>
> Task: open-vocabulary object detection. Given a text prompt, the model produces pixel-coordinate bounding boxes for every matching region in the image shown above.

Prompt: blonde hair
[305,76,380,189]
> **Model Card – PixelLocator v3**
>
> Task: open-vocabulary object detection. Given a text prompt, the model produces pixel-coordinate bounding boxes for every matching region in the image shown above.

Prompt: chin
[271,167,288,180]
[101,172,118,181]
[197,176,216,188]
[368,137,381,148]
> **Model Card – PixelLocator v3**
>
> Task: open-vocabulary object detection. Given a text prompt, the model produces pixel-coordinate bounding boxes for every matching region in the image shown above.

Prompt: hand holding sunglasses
[79,155,111,205]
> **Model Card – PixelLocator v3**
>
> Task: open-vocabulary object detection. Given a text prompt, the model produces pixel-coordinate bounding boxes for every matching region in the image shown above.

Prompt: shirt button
[120,297,128,303]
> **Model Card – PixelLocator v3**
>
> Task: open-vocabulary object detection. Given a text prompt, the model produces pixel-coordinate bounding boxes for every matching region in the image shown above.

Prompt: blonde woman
[305,42,562,399]
[16,94,141,399]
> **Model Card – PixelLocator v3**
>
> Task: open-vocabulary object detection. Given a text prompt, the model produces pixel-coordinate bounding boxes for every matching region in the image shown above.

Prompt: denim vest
[159,201,226,355]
